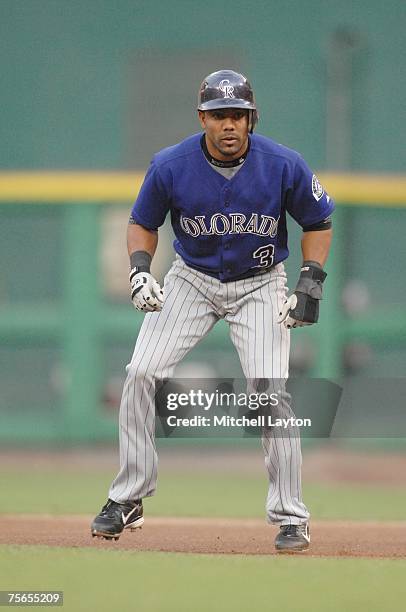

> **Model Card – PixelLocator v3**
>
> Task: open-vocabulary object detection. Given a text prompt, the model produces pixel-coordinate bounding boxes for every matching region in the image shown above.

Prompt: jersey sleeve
[286,156,335,227]
[129,159,171,230]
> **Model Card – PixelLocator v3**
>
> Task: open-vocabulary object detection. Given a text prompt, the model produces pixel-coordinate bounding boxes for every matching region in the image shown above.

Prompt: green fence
[0,172,405,442]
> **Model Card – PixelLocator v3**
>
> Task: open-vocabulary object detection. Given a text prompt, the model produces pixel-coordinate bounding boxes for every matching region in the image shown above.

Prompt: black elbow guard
[302,217,332,232]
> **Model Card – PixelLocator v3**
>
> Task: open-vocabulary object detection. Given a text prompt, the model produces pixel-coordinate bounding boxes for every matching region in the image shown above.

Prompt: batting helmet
[198,69,258,132]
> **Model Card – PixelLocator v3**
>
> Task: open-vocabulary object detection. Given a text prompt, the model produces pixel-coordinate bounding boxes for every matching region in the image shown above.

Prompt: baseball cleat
[91,498,144,540]
[275,524,310,553]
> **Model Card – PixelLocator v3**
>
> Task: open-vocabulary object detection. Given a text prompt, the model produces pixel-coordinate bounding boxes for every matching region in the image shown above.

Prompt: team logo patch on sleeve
[312,175,324,201]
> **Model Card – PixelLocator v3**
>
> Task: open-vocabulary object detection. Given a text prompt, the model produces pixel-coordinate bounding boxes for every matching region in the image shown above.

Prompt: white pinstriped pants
[109,256,310,526]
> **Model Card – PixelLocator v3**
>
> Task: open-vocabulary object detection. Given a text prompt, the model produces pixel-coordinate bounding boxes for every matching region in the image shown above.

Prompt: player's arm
[301,227,332,268]
[280,157,335,328]
[128,157,170,313]
[128,222,164,313]
[278,224,332,329]
[127,222,158,260]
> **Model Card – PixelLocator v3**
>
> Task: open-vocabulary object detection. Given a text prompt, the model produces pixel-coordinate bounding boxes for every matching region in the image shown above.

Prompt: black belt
[184,261,278,283]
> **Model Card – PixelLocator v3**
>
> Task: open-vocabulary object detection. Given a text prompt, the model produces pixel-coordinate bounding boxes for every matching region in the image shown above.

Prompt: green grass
[1,545,405,612]
[1,460,404,612]
[1,468,405,520]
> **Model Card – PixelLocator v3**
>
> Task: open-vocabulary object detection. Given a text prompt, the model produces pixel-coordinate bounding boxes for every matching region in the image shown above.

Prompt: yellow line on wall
[319,173,406,206]
[0,172,145,202]
[0,171,405,206]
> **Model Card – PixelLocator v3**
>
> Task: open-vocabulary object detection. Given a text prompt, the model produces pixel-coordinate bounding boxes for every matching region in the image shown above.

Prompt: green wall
[1,0,405,170]
[1,1,405,443]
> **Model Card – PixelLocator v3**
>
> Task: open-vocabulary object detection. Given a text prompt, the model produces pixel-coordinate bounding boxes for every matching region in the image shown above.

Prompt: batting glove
[130,269,164,312]
[277,261,327,329]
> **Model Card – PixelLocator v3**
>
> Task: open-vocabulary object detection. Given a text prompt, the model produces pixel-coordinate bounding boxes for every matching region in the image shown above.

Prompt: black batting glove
[277,261,327,328]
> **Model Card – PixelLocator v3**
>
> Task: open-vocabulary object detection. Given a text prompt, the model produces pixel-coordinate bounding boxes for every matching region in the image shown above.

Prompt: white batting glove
[130,270,164,312]
[277,294,311,329]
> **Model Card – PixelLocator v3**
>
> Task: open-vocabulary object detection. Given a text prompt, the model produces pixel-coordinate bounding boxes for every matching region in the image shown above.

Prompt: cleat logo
[121,506,138,525]
[219,79,235,99]
[302,526,311,542]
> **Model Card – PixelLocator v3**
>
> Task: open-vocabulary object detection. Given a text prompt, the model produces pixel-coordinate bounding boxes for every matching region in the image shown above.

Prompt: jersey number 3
[252,244,275,268]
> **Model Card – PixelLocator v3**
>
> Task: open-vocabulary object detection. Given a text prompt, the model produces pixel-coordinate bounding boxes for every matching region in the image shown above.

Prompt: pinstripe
[109,259,309,526]
[110,262,219,502]
[193,296,218,342]
[265,276,286,522]
[171,275,210,364]
[242,278,248,376]
[275,272,283,378]
[224,265,308,525]
[246,277,252,378]
[141,279,216,495]
[209,278,223,315]
[129,275,190,497]
[133,276,195,500]
[270,429,287,518]
[247,280,253,379]
[111,273,192,500]
[259,282,265,375]
[262,435,279,478]
[140,274,217,496]
[110,306,159,498]
[254,279,258,376]
[280,434,291,517]
[277,267,289,378]
[126,275,194,500]
[139,274,195,409]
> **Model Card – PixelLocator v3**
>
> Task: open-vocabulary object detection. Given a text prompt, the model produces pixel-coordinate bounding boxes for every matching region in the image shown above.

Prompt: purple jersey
[130,133,334,282]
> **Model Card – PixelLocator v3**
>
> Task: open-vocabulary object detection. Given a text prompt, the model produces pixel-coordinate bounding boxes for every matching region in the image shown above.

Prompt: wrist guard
[291,261,327,324]
[296,261,327,299]
[129,251,152,275]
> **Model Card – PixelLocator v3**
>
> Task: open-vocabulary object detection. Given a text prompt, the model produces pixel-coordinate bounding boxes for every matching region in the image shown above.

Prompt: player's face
[198,109,249,160]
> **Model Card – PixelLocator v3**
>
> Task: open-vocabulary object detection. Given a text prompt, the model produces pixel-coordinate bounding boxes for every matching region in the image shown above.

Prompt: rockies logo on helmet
[197,69,259,132]
[219,79,235,99]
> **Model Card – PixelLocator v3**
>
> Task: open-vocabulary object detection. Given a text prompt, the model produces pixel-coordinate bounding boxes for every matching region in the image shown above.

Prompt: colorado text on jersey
[179,212,279,237]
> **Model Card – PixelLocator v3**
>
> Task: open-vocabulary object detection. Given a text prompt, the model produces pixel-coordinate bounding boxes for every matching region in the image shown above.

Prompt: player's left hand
[277,293,315,328]
[277,261,327,329]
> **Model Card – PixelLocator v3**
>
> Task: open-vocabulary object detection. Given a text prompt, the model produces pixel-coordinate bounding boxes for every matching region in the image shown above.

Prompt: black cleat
[91,499,144,540]
[275,524,310,553]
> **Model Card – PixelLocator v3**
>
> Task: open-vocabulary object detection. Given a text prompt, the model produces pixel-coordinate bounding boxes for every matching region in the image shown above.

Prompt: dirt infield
[1,515,405,558]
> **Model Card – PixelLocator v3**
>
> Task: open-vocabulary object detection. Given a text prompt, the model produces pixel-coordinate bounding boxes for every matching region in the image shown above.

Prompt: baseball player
[91,70,334,552]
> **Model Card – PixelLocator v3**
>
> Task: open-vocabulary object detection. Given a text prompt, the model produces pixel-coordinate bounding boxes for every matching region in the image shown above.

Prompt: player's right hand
[129,270,164,312]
